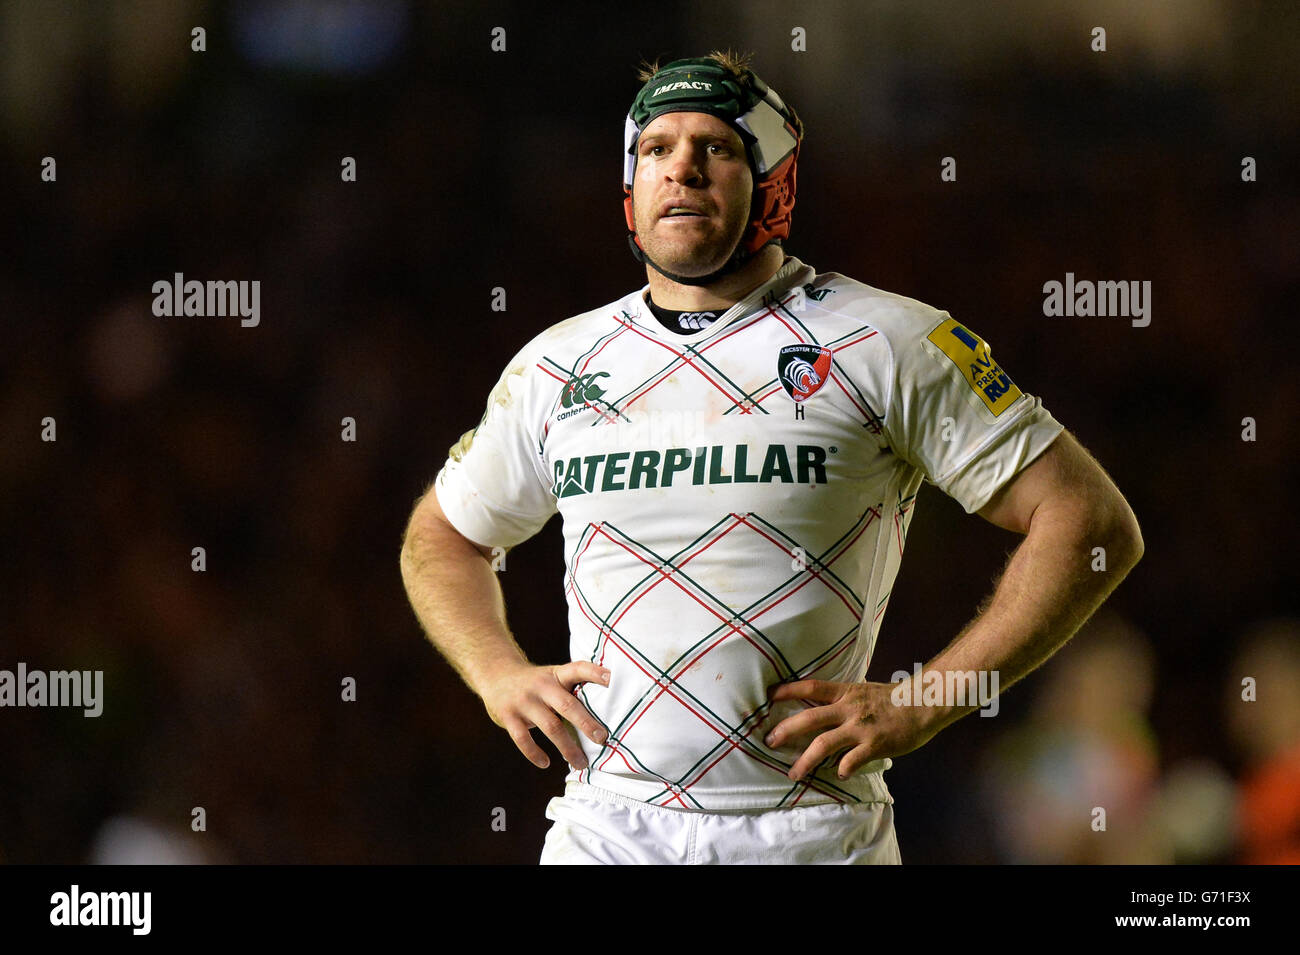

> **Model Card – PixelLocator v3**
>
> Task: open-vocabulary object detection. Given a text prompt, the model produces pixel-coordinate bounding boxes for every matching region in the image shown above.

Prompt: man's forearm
[399,504,528,696]
[909,500,1143,731]
[400,495,610,770]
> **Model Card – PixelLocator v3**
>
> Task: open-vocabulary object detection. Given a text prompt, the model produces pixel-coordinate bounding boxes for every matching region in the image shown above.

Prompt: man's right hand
[480,660,611,770]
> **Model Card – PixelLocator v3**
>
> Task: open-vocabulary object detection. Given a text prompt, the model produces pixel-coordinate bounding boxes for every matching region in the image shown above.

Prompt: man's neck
[643,245,787,311]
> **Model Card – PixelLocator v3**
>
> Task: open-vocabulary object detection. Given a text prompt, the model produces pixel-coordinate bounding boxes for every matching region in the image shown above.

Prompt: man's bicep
[409,481,498,562]
[975,430,1119,535]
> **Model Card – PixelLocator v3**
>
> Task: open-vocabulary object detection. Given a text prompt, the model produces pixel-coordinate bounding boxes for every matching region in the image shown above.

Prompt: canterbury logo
[560,372,610,408]
[677,311,717,331]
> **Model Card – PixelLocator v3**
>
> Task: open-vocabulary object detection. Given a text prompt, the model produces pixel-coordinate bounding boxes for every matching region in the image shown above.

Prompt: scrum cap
[623,56,803,284]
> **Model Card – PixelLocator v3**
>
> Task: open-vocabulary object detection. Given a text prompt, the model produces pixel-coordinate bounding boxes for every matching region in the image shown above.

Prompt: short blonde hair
[636,49,755,84]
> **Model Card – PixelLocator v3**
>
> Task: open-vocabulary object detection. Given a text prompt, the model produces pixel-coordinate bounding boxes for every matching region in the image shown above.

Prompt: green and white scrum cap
[622,57,803,282]
[622,57,800,185]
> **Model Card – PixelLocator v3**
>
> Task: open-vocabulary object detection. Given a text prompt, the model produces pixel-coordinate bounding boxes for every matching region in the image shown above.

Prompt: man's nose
[665,146,705,184]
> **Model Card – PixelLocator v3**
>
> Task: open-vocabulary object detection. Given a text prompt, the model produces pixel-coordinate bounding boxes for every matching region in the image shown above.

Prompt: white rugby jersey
[436,256,1063,810]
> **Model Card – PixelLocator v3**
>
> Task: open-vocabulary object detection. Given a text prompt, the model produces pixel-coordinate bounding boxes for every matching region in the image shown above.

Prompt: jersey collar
[628,256,815,343]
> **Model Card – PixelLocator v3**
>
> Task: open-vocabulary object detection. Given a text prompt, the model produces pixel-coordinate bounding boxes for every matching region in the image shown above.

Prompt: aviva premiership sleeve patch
[925,318,1022,416]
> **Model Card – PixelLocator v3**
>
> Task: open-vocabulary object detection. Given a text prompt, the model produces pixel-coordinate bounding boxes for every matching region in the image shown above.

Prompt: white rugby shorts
[539,782,901,865]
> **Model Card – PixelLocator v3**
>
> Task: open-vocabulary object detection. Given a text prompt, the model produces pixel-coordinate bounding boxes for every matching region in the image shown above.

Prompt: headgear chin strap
[623,57,803,285]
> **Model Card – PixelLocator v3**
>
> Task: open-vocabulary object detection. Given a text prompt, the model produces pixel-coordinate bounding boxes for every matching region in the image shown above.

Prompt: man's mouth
[660,203,708,220]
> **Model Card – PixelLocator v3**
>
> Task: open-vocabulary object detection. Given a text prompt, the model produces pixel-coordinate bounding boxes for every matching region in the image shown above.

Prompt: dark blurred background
[1,0,1297,864]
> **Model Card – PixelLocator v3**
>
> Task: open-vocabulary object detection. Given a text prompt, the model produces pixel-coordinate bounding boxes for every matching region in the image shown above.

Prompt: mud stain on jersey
[492,366,526,410]
[448,427,476,463]
[449,365,525,462]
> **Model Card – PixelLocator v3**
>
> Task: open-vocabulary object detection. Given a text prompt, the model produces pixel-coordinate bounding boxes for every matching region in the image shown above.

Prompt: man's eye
[645,145,666,156]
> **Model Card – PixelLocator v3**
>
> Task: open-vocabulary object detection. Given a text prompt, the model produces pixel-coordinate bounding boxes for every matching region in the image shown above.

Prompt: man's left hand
[764,679,945,781]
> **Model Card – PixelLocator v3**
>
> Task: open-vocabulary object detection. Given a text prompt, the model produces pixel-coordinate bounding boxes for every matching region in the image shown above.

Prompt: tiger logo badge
[777,344,832,402]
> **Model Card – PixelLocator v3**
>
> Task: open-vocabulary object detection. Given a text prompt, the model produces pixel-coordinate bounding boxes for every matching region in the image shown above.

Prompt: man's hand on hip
[764,679,942,782]
[481,660,611,771]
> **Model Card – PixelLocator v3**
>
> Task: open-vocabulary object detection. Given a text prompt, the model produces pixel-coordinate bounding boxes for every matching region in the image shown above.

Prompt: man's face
[631,111,753,278]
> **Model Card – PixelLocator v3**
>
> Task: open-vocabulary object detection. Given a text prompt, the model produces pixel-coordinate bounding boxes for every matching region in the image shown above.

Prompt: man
[400,52,1143,864]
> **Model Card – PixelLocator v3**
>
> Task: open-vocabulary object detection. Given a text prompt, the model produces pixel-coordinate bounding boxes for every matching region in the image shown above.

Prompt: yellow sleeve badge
[925,318,1022,416]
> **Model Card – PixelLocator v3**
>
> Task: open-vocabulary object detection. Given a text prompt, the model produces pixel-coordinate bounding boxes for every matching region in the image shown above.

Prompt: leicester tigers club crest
[777,344,832,402]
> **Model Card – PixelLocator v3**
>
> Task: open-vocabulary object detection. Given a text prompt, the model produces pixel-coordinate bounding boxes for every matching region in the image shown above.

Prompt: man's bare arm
[399,485,609,769]
[916,428,1143,724]
[767,429,1144,780]
[930,428,1144,696]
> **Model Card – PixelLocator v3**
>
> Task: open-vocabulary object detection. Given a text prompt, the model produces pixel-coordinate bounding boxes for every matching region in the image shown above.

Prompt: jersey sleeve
[882,311,1064,514]
[433,342,558,549]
